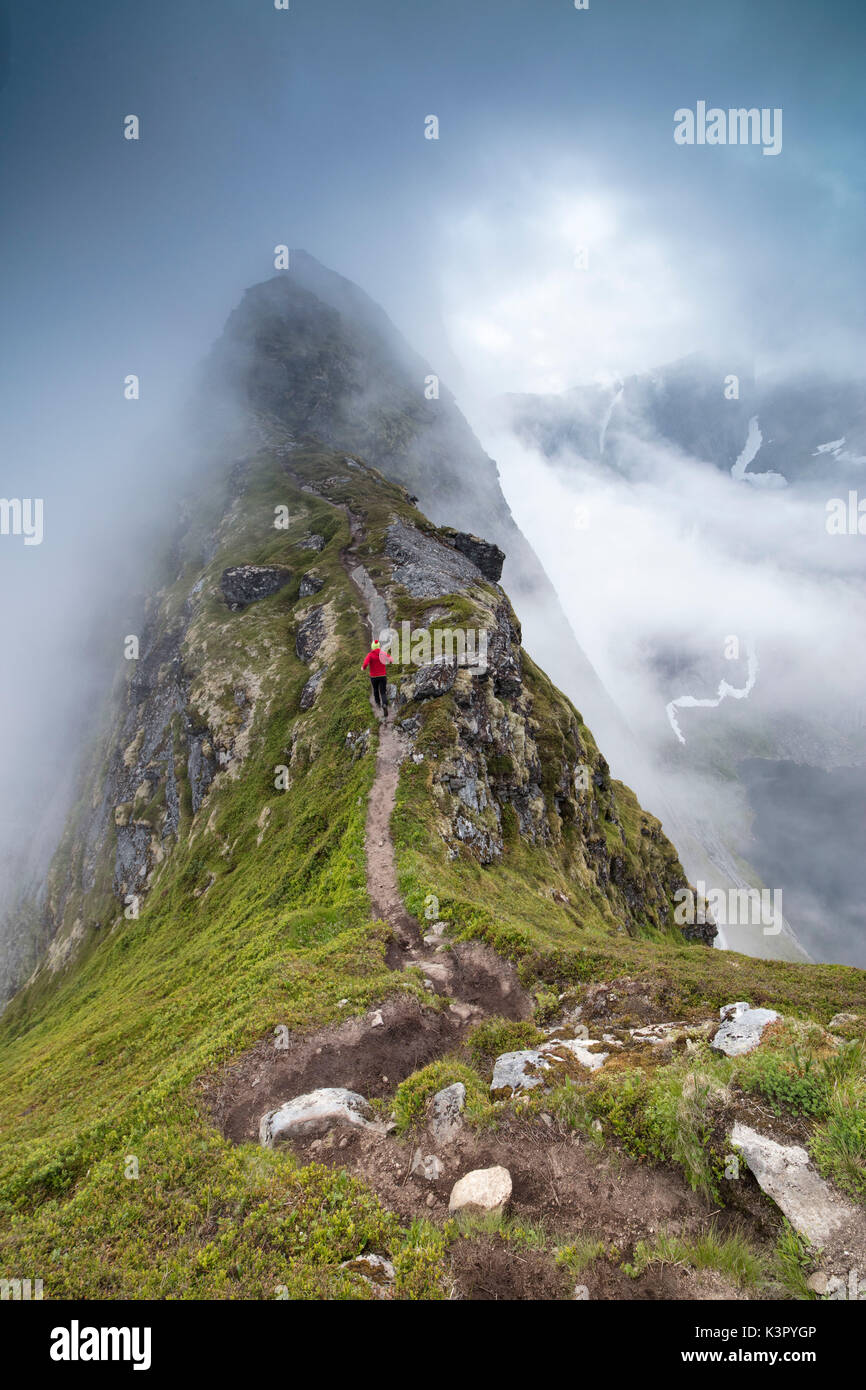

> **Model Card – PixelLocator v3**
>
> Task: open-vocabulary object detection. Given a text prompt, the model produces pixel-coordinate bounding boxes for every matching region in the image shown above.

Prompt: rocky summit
[1,262,864,1303]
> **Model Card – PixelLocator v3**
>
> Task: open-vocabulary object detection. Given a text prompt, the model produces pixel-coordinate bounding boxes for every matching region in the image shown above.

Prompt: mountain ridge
[1,269,865,1302]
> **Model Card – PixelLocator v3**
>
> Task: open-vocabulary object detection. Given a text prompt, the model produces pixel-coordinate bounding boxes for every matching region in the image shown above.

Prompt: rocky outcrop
[730,1123,866,1251]
[490,1037,610,1097]
[220,564,292,611]
[491,1050,550,1097]
[411,660,458,701]
[295,606,326,663]
[299,667,327,711]
[712,1002,780,1056]
[429,1083,466,1143]
[385,520,487,598]
[299,571,324,597]
[442,529,505,582]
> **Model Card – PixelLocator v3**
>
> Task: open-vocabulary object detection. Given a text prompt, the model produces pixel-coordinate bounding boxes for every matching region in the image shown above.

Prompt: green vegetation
[771,1222,816,1300]
[448,1210,549,1249]
[554,1235,608,1276]
[464,1017,545,1073]
[620,1224,764,1289]
[548,1065,725,1201]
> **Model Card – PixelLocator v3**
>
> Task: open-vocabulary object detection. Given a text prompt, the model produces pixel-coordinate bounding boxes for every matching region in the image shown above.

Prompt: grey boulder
[220,564,292,611]
[490,1049,550,1097]
[259,1087,386,1147]
[295,605,326,663]
[730,1123,858,1248]
[299,571,324,597]
[430,1082,466,1142]
[712,1002,780,1056]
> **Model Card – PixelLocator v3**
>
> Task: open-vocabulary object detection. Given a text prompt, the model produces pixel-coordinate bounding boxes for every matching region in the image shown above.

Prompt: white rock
[720,1001,751,1021]
[370,1009,385,1028]
[730,1123,849,1246]
[449,1001,475,1022]
[260,1087,386,1147]
[448,1165,512,1215]
[712,1004,780,1056]
[630,1022,688,1044]
[540,1037,610,1071]
[490,1049,550,1095]
[411,1150,444,1181]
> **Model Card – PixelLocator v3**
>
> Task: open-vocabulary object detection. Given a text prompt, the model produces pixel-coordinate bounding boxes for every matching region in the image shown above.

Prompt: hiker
[362,638,393,716]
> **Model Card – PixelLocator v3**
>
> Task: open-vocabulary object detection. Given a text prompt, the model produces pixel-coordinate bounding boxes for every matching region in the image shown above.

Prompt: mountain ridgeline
[19,444,708,1001]
[2,262,865,1302]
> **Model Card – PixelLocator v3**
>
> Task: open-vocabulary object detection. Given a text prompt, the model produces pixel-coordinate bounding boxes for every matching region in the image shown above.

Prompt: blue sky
[1,0,864,413]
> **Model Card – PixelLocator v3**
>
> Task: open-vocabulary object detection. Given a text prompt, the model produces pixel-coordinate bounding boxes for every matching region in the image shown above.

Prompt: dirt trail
[334,487,526,1013]
[364,717,416,948]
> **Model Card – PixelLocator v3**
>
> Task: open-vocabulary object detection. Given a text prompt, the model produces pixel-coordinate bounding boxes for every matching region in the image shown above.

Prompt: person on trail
[362,638,393,716]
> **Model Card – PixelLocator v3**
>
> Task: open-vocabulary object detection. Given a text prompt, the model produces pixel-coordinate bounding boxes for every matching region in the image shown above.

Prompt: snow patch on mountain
[813,437,866,466]
[666,641,759,746]
[731,416,787,489]
[598,384,624,456]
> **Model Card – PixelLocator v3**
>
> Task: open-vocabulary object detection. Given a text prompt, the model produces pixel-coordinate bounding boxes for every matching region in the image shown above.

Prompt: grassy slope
[0,448,864,1299]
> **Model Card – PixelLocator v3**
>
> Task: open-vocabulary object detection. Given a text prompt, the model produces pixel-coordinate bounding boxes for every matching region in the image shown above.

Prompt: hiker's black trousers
[371,675,388,710]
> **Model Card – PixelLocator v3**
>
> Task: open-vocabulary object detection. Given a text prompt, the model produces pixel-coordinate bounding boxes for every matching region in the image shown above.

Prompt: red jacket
[362,647,392,679]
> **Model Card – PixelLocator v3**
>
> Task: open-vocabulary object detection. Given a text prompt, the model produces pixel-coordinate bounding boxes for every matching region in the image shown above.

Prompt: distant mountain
[504,351,866,487]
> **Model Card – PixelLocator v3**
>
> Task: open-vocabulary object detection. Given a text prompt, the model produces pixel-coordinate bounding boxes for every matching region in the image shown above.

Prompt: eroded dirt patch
[450,1237,572,1301]
[204,994,460,1145]
[289,1109,762,1301]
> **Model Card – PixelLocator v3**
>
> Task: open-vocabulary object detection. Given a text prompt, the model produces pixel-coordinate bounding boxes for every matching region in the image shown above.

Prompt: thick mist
[460,407,866,964]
